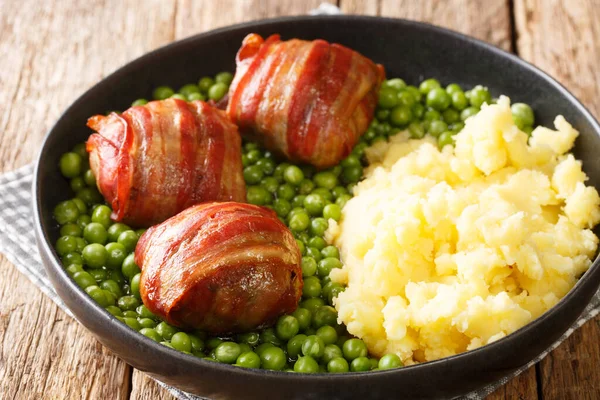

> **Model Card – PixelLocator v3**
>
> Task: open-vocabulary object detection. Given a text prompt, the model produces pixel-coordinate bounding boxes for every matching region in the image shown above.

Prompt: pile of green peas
[370,77,535,149]
[54,72,536,373]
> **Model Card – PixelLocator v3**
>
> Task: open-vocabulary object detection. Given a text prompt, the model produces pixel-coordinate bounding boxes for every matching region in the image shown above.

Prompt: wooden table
[1,0,599,398]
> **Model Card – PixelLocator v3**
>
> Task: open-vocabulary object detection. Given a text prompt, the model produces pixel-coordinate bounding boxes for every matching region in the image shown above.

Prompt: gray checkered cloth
[1,4,599,399]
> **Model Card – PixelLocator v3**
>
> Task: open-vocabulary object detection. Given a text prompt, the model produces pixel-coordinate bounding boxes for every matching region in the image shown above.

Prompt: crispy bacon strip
[135,202,302,334]
[86,99,246,227]
[227,33,385,168]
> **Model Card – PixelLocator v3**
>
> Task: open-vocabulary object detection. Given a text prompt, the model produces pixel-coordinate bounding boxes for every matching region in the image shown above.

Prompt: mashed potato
[327,96,600,364]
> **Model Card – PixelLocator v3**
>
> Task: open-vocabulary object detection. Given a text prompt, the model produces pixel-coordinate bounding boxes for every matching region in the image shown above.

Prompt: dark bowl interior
[33,15,600,400]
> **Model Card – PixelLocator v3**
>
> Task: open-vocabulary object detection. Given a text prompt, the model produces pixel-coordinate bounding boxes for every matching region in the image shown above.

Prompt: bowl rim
[33,14,600,383]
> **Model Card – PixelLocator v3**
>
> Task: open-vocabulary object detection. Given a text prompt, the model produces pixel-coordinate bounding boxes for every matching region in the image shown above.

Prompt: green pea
[277,183,296,201]
[123,317,141,331]
[383,78,406,91]
[121,253,140,281]
[276,315,300,340]
[206,337,223,350]
[316,325,338,346]
[451,91,468,110]
[59,152,83,178]
[412,102,425,119]
[84,285,109,307]
[81,243,107,268]
[256,157,276,175]
[313,172,337,190]
[115,231,136,254]
[296,239,306,255]
[322,343,343,364]
[511,103,535,129]
[134,305,154,320]
[131,98,148,106]
[305,247,323,262]
[100,279,122,297]
[105,305,123,317]
[155,322,178,341]
[428,120,448,137]
[445,83,462,95]
[460,106,480,121]
[236,351,261,368]
[307,237,326,251]
[379,353,403,369]
[171,93,187,100]
[179,83,200,97]
[273,198,292,218]
[169,332,192,353]
[302,276,321,298]
[69,177,86,193]
[331,186,348,200]
[107,269,125,286]
[343,338,368,361]
[60,223,82,237]
[76,187,102,205]
[397,90,416,108]
[450,121,465,133]
[83,169,96,187]
[72,143,88,158]
[469,85,492,108]
[287,334,308,359]
[260,177,279,194]
[54,200,80,225]
[419,78,441,94]
[76,214,91,230]
[378,88,399,109]
[106,223,129,242]
[293,355,319,373]
[118,295,139,312]
[83,222,108,245]
[72,270,95,289]
[438,131,456,148]
[312,306,338,329]
[342,166,362,184]
[308,218,327,237]
[301,335,324,359]
[215,71,234,85]
[376,109,389,121]
[259,346,285,370]
[243,165,264,184]
[236,332,260,346]
[442,108,460,124]
[301,257,317,277]
[103,242,126,270]
[161,342,175,349]
[296,179,314,195]
[302,194,325,216]
[65,264,83,277]
[301,298,325,315]
[321,246,339,259]
[246,185,272,205]
[130,273,141,299]
[292,308,312,331]
[140,328,161,342]
[56,236,78,256]
[351,356,371,372]
[326,283,345,305]
[328,357,349,373]
[426,88,452,111]
[122,310,138,319]
[88,268,107,282]
[187,92,206,101]
[254,343,274,357]
[259,328,282,346]
[198,77,215,93]
[317,257,342,278]
[208,82,228,101]
[190,335,205,353]
[289,212,310,232]
[62,252,83,267]
[153,86,175,100]
[389,105,413,126]
[283,165,304,185]
[424,109,442,121]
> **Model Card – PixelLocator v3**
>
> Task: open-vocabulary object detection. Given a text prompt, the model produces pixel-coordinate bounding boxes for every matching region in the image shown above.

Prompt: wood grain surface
[0,0,598,399]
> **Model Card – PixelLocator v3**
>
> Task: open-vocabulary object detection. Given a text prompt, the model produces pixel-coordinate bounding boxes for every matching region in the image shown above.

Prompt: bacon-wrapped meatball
[86,99,246,228]
[227,33,385,169]
[135,202,303,334]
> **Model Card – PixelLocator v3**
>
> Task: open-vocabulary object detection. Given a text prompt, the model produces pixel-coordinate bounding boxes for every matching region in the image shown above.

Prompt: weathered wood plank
[0,0,178,398]
[131,370,177,400]
[514,1,600,398]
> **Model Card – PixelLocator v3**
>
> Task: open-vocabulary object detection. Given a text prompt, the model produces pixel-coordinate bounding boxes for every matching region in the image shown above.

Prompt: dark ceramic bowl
[33,15,600,400]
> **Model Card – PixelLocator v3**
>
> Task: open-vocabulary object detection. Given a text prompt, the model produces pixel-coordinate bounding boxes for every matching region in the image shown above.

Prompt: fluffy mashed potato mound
[327,96,600,364]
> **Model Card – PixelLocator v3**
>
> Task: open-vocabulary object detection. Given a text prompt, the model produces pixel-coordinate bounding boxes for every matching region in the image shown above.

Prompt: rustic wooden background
[0,0,599,399]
